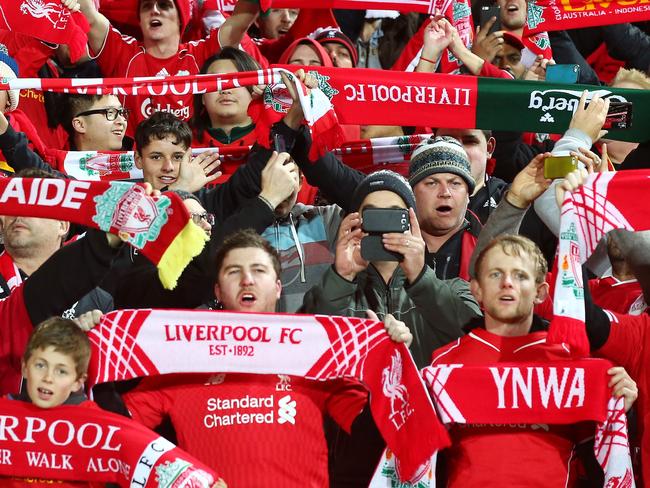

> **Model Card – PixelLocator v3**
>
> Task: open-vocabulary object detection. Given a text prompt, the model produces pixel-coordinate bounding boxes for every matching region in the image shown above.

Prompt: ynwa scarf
[4,69,650,143]
[548,170,650,356]
[525,0,650,33]
[0,178,206,289]
[416,360,634,487]
[87,309,450,483]
[255,0,440,13]
[0,0,89,63]
[0,399,218,486]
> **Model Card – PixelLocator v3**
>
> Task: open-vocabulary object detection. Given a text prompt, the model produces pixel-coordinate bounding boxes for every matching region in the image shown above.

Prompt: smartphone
[603,102,633,130]
[273,133,287,153]
[360,208,410,262]
[362,208,410,233]
[546,64,580,84]
[480,5,501,34]
[544,155,579,180]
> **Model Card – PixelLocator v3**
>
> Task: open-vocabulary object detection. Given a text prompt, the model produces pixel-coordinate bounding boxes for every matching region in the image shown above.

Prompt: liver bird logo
[382,351,412,429]
[20,0,69,30]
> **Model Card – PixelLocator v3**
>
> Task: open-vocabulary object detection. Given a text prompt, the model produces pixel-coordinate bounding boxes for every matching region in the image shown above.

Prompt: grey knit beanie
[350,170,416,212]
[408,136,475,193]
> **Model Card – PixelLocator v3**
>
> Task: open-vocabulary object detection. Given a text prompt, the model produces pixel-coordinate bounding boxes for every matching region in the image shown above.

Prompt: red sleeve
[595,311,648,381]
[0,286,34,396]
[186,27,222,68]
[324,378,368,433]
[123,376,174,429]
[94,27,141,77]
[479,62,515,79]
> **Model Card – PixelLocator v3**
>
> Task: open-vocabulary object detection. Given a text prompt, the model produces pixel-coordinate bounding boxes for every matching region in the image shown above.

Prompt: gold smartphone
[544,155,579,180]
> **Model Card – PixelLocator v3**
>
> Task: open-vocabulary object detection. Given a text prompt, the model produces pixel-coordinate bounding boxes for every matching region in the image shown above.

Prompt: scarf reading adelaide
[4,69,649,143]
[525,0,650,33]
[0,399,218,486]
[548,170,650,356]
[86,309,450,483]
[0,178,206,289]
[0,0,89,63]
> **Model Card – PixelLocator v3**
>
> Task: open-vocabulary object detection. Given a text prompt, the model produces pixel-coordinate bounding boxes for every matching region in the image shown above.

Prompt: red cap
[502,31,525,51]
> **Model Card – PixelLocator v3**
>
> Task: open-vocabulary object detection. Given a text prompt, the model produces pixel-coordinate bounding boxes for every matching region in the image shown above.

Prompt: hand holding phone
[480,5,502,34]
[544,155,578,179]
[361,208,409,262]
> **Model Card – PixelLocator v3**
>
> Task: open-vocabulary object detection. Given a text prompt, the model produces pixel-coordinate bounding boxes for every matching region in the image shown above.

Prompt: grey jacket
[262,203,344,313]
[301,264,482,368]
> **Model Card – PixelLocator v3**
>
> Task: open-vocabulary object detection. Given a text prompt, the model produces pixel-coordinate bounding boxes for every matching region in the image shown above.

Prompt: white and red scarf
[87,309,450,483]
[548,170,650,356]
[0,178,206,289]
[46,134,430,181]
[0,250,23,295]
[0,0,89,63]
[0,398,219,486]
[375,360,633,487]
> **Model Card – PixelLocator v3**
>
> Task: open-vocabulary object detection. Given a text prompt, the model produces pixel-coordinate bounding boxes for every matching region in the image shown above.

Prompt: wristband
[420,56,437,65]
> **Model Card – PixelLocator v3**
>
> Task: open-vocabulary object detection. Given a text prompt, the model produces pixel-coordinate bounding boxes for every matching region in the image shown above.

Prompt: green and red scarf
[87,309,451,483]
[3,69,648,143]
[0,399,219,486]
[0,178,206,289]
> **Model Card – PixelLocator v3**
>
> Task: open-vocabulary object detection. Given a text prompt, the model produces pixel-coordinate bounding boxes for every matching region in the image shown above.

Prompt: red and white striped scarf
[87,309,450,483]
[548,170,650,356]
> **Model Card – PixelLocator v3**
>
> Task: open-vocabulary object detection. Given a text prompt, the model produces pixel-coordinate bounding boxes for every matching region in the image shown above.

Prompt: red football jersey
[431,329,587,488]
[590,276,647,316]
[124,373,367,487]
[93,27,223,135]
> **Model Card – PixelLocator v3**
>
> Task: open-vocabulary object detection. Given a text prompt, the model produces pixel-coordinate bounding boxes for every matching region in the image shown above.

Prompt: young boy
[8,318,227,487]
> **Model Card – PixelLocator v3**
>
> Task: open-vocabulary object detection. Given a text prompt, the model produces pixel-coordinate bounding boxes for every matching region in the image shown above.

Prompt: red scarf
[5,70,649,143]
[0,0,88,63]
[549,170,650,356]
[422,359,634,487]
[255,0,439,13]
[0,399,219,486]
[391,2,475,74]
[0,178,206,289]
[87,309,450,483]
[0,251,22,295]
[525,0,650,33]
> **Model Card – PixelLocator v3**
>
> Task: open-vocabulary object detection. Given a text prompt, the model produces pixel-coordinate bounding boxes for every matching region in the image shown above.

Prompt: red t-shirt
[596,311,650,485]
[94,27,223,134]
[431,328,588,488]
[590,276,647,316]
[124,372,367,487]
[0,286,35,396]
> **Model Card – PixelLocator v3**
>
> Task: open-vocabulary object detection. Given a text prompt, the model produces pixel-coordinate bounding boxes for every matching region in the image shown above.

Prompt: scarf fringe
[157,219,209,289]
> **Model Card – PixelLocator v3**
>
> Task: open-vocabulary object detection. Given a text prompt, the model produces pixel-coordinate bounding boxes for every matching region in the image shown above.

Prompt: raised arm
[218,0,260,48]
[72,0,111,56]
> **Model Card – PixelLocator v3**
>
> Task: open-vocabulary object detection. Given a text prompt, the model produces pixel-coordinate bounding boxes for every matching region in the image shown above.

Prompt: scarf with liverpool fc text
[0,398,219,486]
[86,309,450,483]
[0,178,206,289]
[2,69,649,143]
[548,171,650,356]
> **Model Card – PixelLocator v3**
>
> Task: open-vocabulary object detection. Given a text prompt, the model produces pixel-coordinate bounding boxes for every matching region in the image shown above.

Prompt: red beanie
[174,0,193,35]
[103,0,193,35]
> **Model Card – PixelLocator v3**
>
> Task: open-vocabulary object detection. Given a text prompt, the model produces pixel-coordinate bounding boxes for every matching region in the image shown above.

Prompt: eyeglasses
[75,107,130,121]
[190,212,215,226]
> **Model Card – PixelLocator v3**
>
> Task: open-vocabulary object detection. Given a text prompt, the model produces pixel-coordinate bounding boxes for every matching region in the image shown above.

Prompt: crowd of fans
[1,0,650,486]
